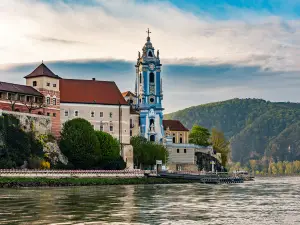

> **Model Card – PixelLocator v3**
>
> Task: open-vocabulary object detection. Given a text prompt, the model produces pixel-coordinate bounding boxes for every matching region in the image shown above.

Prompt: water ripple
[0,177,299,224]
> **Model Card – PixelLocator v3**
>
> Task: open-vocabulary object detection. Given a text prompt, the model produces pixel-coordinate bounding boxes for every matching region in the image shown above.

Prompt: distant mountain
[165,98,300,164]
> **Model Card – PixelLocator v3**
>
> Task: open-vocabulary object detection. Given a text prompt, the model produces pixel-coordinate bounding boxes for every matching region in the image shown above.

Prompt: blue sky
[0,0,300,112]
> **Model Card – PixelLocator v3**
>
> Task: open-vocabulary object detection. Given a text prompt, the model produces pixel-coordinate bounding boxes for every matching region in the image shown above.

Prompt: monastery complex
[0,30,221,171]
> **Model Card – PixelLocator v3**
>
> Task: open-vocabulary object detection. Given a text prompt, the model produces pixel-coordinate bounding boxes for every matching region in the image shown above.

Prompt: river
[0,177,299,225]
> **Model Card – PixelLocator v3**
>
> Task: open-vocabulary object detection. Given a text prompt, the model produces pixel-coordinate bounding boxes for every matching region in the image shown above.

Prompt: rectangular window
[92,124,95,129]
[47,112,50,116]
[110,125,113,132]
[180,137,183,144]
[26,96,32,102]
[74,111,79,117]
[177,149,180,153]
[109,112,113,118]
[91,111,95,117]
[53,98,56,105]
[53,113,56,117]
[100,112,103,117]
[46,82,50,87]
[100,124,104,131]
[53,83,56,87]
[184,149,187,153]
[46,97,50,105]
[130,130,132,137]
[64,111,68,116]
[33,81,37,87]
[173,137,176,143]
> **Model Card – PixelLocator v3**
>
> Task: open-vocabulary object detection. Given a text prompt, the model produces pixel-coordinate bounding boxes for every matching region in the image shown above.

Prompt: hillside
[165,98,300,164]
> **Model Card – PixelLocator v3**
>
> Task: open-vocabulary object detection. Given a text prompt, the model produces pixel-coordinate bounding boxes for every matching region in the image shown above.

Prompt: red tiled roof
[60,79,128,105]
[122,91,136,97]
[163,120,189,131]
[0,82,43,96]
[24,63,61,79]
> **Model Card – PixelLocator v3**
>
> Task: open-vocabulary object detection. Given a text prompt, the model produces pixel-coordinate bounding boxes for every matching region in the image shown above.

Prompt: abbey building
[0,29,221,171]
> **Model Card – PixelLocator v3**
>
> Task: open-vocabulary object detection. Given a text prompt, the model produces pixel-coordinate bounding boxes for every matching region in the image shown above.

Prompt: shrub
[40,160,50,170]
[28,157,42,169]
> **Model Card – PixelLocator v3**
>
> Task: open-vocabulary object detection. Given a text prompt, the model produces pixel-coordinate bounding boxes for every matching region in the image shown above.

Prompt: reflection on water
[0,177,299,225]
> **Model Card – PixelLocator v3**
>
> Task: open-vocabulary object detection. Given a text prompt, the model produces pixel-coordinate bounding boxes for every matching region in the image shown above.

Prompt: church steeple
[135,29,164,143]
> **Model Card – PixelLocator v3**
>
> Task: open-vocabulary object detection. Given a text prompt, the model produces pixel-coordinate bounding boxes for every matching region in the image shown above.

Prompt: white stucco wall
[60,103,131,144]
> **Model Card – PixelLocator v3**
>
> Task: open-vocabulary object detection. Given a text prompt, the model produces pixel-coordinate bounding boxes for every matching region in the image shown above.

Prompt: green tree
[130,136,147,168]
[0,114,44,168]
[271,163,278,175]
[95,131,120,161]
[59,118,100,169]
[210,128,230,166]
[249,160,257,176]
[130,136,168,169]
[293,161,300,173]
[94,131,125,169]
[189,125,210,146]
[276,161,284,175]
[285,162,294,175]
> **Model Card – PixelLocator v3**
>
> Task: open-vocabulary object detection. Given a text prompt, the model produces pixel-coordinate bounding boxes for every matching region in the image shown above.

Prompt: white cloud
[1,0,300,72]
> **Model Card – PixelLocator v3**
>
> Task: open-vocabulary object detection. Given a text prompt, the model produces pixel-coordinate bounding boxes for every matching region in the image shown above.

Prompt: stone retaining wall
[0,169,145,178]
[0,110,51,134]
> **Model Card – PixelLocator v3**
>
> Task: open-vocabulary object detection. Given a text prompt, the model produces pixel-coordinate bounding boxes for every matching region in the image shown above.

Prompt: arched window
[150,135,155,142]
[52,97,56,105]
[149,72,154,83]
[46,97,50,105]
[148,51,153,57]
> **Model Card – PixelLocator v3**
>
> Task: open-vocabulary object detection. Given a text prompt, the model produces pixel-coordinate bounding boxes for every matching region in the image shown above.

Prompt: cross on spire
[146,28,151,37]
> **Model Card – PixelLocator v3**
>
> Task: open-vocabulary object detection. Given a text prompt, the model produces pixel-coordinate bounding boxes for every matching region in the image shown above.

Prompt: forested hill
[165,98,300,164]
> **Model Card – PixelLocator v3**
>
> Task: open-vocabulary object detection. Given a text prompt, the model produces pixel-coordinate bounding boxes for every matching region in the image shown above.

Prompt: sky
[1,0,300,113]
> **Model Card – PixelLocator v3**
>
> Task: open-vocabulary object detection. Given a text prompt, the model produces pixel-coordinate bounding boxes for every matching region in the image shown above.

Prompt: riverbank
[0,177,195,188]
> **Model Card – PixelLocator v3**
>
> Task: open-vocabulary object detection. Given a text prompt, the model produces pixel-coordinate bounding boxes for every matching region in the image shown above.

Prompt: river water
[0,177,299,225]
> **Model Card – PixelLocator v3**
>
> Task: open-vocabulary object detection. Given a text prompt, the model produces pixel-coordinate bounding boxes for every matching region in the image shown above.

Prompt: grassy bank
[0,177,195,188]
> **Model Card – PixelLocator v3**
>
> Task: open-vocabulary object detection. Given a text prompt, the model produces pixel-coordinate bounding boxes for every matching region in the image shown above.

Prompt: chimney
[92,78,96,81]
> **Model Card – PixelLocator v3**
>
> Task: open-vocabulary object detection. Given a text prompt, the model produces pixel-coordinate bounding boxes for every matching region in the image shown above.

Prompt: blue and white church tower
[135,29,164,142]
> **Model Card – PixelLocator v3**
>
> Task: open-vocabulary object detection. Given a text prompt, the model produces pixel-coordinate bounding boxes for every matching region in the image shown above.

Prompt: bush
[59,118,100,169]
[28,157,42,169]
[0,157,16,169]
[40,160,50,170]
[99,156,126,170]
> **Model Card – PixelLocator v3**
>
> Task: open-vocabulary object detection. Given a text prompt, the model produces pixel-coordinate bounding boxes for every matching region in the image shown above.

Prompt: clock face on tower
[149,63,155,70]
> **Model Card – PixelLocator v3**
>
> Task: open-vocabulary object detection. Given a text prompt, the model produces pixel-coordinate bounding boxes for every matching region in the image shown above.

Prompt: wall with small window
[167,147,195,164]
[60,104,131,144]
[26,77,59,91]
